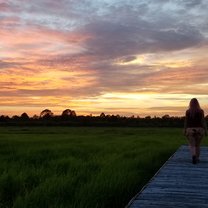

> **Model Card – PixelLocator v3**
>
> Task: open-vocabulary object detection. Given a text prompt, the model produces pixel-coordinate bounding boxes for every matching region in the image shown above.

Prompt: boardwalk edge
[125,145,185,208]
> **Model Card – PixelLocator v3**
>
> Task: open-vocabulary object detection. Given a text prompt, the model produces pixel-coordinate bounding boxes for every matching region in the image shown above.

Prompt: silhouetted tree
[71,110,76,117]
[100,112,105,118]
[32,114,39,119]
[12,115,20,121]
[0,115,9,122]
[40,109,53,118]
[20,112,29,120]
[162,114,170,119]
[62,109,72,117]
[62,109,76,117]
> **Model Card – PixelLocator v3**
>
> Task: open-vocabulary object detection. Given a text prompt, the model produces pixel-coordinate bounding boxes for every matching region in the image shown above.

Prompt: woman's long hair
[188,98,201,118]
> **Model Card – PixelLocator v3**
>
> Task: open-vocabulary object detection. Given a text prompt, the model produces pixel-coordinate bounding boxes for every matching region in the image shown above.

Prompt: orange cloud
[1,0,208,116]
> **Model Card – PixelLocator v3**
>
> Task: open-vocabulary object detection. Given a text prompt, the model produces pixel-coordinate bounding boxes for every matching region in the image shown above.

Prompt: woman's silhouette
[184,98,207,164]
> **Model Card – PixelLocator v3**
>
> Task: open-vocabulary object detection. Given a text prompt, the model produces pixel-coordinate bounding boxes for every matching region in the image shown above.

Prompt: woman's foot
[192,155,197,164]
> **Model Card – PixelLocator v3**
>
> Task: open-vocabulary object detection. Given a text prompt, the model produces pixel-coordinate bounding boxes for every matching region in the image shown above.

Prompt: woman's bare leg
[195,136,202,159]
[191,146,196,157]
[196,146,200,158]
[187,136,196,156]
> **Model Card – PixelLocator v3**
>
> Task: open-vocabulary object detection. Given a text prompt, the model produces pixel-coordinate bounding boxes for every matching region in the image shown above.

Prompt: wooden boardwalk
[126,145,208,208]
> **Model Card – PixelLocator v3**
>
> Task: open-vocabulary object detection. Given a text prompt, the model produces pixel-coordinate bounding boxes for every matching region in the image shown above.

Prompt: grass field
[0,127,202,208]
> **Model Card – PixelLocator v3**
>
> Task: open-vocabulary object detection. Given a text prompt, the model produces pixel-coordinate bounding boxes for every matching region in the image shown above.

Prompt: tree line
[0,108,193,127]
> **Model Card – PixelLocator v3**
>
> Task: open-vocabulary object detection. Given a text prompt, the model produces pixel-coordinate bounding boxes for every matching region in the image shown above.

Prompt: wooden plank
[126,145,208,208]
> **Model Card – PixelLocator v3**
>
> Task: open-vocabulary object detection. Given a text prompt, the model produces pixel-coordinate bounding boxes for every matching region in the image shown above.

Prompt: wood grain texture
[126,145,208,208]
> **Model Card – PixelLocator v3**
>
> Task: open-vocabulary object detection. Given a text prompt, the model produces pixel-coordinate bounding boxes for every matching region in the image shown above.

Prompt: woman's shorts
[186,127,205,138]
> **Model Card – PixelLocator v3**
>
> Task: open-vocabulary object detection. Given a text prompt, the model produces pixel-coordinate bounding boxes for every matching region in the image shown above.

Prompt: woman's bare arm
[202,111,208,136]
[183,111,188,135]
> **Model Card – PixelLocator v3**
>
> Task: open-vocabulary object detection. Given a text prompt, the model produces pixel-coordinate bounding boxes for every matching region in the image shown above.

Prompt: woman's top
[185,109,206,128]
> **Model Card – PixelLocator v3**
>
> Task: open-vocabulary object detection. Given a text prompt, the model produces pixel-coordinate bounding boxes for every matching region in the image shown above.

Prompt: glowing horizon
[1,0,208,117]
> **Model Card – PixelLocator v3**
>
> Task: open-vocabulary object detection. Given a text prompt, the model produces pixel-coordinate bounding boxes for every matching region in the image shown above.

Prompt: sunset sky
[1,0,208,117]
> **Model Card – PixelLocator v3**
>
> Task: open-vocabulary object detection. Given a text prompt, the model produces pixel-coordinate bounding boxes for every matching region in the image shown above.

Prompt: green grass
[0,127,202,208]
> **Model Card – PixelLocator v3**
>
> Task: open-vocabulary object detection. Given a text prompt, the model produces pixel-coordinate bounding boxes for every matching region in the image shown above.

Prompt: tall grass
[0,127,193,207]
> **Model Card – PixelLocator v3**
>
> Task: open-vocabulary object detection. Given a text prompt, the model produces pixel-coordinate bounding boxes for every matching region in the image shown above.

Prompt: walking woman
[184,98,207,164]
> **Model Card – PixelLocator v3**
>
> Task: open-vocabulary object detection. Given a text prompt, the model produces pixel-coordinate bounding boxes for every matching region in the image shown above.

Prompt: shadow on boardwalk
[126,145,208,208]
